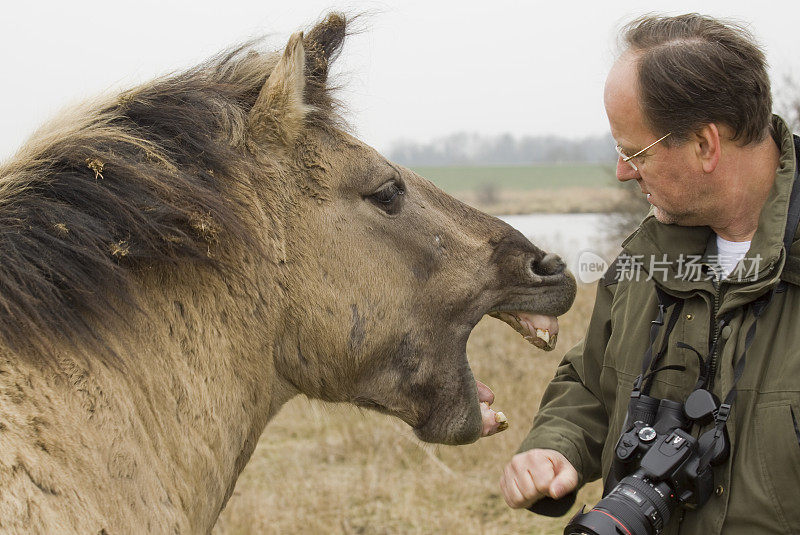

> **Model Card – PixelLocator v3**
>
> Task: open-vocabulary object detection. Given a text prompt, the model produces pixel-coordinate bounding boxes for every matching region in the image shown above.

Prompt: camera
[563,390,729,535]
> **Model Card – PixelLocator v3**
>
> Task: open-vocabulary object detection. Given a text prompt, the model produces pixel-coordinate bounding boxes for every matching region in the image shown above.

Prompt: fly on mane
[0,14,348,360]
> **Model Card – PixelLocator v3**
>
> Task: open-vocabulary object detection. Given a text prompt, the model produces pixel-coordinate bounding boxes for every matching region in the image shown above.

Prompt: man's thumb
[549,461,578,499]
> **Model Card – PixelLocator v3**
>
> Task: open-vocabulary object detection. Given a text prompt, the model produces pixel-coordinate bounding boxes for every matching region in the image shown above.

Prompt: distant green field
[410,163,616,192]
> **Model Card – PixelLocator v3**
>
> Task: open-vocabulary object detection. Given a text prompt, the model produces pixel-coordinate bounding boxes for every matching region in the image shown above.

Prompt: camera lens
[564,474,675,535]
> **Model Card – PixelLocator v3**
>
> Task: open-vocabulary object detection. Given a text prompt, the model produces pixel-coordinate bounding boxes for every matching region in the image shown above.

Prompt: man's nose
[616,157,641,182]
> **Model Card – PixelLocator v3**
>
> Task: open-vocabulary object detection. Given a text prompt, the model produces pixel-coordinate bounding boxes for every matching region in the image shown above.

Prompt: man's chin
[653,206,678,225]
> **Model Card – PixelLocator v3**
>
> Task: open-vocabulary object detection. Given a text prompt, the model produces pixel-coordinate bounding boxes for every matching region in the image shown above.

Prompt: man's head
[605,14,773,226]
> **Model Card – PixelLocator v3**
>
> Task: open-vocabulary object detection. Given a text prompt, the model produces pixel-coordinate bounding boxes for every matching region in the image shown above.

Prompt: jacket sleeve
[516,279,615,486]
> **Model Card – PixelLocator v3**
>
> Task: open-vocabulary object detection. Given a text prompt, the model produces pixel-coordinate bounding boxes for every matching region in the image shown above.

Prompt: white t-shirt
[715,235,751,278]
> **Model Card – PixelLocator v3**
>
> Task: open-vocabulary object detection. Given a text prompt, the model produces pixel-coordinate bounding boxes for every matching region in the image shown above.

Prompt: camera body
[564,391,726,535]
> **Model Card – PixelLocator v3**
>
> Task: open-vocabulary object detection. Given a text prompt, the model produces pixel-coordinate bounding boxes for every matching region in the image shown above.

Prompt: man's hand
[499,448,579,508]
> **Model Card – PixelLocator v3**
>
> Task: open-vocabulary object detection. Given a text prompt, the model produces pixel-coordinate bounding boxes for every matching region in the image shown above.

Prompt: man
[500,14,800,534]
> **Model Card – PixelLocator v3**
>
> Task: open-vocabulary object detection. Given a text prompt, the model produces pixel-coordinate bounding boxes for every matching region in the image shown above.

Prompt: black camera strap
[675,341,710,390]
[633,287,684,396]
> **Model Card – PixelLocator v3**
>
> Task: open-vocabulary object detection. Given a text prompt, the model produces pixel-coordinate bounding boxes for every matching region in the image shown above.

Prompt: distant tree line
[389,79,800,169]
[387,132,617,167]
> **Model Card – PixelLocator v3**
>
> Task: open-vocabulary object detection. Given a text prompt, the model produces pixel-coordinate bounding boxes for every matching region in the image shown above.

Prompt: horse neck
[111,265,296,528]
[0,265,295,532]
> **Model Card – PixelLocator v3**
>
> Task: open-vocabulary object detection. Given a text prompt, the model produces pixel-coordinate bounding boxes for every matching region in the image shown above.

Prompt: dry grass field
[214,283,603,535]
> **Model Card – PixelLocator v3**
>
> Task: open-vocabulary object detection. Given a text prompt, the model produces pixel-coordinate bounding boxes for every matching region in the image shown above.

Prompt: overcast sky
[2,0,798,160]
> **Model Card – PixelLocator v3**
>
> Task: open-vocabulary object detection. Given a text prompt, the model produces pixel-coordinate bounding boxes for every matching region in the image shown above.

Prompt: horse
[0,13,575,533]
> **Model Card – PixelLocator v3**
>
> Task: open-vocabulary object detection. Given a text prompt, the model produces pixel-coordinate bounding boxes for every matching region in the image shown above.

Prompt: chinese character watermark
[574,251,764,284]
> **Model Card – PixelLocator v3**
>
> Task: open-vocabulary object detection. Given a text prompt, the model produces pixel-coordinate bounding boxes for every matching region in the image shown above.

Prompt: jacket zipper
[707,278,722,392]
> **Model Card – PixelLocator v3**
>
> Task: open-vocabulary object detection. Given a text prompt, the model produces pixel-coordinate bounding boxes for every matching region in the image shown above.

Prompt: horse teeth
[496,411,509,432]
[536,328,550,344]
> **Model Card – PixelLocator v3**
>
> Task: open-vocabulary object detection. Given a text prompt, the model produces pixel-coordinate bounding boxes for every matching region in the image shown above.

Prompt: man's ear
[694,123,722,173]
[248,32,310,146]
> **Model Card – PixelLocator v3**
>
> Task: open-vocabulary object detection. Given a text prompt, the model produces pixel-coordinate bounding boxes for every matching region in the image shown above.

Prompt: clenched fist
[499,448,579,508]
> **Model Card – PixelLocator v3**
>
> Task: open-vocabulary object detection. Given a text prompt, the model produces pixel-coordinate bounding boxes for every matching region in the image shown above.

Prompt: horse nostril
[531,253,565,277]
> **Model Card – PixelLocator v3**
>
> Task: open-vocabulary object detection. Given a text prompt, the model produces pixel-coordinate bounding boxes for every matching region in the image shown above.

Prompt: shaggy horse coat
[0,14,575,533]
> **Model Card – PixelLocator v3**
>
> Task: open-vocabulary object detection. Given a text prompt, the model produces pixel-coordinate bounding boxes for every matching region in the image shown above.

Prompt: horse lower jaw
[412,398,483,446]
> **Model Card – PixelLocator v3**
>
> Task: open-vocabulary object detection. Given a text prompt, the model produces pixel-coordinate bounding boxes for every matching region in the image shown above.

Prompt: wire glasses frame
[615,132,672,171]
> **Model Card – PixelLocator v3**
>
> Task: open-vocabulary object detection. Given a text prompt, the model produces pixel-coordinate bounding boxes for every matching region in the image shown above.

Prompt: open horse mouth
[391,243,577,444]
[469,311,562,437]
[466,261,576,439]
[409,305,569,444]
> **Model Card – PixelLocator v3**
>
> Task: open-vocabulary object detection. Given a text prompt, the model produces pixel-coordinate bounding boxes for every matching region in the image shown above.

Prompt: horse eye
[367,181,405,214]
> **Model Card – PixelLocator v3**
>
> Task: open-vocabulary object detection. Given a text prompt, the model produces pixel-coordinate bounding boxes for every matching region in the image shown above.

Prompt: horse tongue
[490,312,560,351]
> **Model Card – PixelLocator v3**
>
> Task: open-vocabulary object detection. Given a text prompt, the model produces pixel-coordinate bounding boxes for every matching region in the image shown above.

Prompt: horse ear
[248,13,347,146]
[302,13,347,92]
[248,32,310,145]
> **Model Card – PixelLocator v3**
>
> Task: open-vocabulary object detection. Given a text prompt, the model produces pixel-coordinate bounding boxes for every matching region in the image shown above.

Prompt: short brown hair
[622,13,772,145]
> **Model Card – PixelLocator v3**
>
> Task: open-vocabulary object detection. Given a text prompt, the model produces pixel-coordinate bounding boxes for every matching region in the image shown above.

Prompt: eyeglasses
[615,132,672,171]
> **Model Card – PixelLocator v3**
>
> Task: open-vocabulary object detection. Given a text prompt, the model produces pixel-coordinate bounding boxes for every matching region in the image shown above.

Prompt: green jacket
[520,116,800,535]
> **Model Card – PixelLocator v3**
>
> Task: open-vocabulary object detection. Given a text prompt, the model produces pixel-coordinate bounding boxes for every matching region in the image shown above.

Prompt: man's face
[604,52,712,226]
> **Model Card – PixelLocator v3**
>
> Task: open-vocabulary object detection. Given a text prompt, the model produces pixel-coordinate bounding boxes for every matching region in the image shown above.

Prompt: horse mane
[0,14,349,360]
